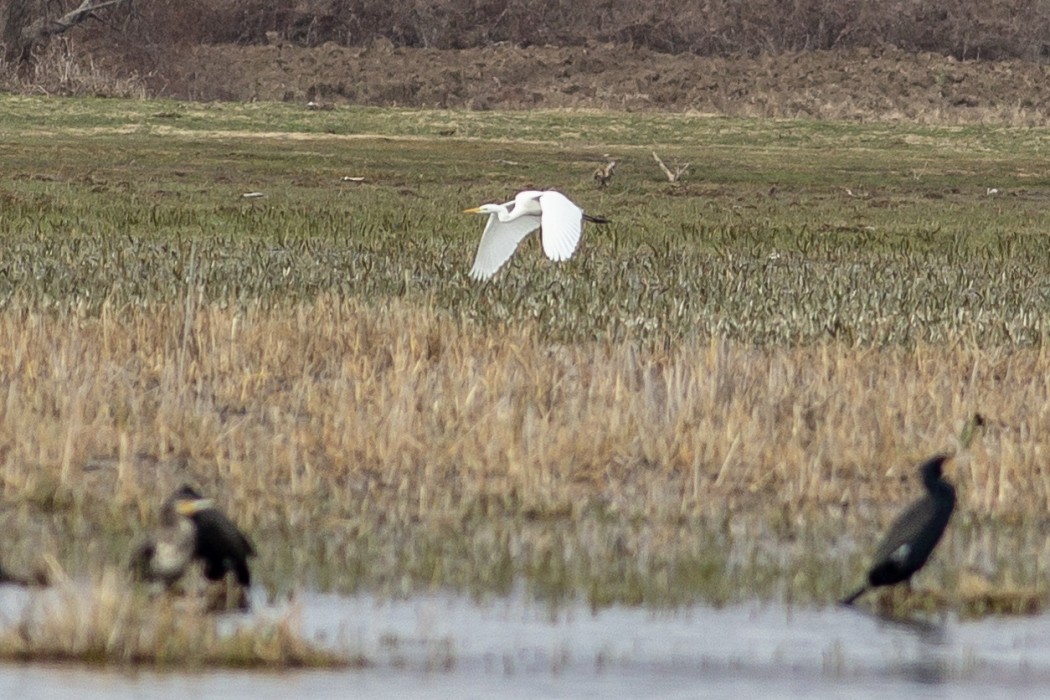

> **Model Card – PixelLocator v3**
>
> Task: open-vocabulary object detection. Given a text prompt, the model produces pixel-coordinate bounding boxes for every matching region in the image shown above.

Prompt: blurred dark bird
[174,485,255,588]
[132,485,255,595]
[841,454,956,606]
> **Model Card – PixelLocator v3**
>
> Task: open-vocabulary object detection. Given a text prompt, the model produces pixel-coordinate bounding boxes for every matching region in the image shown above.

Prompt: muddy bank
[170,42,1050,122]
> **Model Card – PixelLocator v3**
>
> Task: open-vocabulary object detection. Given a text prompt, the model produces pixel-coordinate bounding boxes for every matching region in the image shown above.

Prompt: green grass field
[3,96,1050,345]
[0,94,1049,646]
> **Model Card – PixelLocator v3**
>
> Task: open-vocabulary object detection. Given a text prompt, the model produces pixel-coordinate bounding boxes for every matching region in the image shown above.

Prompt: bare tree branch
[652,151,690,183]
[4,0,128,64]
[32,0,124,39]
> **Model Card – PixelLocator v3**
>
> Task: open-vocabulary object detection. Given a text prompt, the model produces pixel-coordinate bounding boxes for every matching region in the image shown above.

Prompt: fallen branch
[652,151,690,183]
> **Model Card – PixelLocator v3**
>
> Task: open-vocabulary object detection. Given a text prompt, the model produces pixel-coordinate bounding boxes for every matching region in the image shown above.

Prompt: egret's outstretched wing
[538,191,583,262]
[469,211,541,281]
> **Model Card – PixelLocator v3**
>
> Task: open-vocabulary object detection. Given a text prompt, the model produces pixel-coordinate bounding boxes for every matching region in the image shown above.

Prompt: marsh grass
[0,96,1049,626]
[0,570,352,668]
[0,297,1046,609]
[862,572,1045,619]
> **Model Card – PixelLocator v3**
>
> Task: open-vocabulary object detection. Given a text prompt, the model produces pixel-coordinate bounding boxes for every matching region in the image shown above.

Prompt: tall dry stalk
[0,294,1039,523]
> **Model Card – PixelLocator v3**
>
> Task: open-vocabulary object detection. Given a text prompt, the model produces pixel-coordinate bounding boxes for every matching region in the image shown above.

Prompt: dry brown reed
[0,568,350,667]
[0,38,149,99]
[0,276,1046,621]
[0,294,1041,540]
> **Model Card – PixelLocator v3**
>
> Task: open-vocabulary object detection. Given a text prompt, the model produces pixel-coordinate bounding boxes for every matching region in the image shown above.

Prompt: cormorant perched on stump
[841,454,956,606]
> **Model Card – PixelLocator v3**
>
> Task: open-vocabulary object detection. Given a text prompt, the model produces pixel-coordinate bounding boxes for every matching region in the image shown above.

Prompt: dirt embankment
[169,41,1050,122]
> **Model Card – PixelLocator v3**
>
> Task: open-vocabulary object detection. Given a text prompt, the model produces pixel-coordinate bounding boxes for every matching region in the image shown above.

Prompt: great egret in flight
[465,190,609,281]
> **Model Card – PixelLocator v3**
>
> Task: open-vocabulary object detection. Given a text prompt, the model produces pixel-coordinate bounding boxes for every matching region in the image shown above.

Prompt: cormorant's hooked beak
[174,497,215,516]
[958,412,986,450]
[940,454,955,477]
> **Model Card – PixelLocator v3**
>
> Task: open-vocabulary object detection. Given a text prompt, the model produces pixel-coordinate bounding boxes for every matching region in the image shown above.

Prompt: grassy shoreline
[0,96,1049,641]
[0,571,356,669]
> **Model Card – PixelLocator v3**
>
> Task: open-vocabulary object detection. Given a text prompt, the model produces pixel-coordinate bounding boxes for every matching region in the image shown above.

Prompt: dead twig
[652,151,690,183]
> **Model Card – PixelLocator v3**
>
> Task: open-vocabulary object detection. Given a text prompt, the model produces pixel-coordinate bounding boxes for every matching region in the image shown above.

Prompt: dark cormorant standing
[132,485,255,593]
[841,454,956,605]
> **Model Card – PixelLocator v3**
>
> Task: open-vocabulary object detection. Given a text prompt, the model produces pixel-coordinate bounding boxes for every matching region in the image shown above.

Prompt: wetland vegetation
[1,95,1050,663]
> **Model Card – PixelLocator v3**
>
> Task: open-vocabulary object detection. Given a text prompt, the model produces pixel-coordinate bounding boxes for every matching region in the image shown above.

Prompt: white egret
[465,190,609,281]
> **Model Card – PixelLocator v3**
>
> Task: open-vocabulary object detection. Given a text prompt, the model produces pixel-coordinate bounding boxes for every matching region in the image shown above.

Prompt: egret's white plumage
[465,190,607,281]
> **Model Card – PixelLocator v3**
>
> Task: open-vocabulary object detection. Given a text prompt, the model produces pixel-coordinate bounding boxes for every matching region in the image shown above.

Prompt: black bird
[172,485,255,588]
[133,485,255,591]
[841,454,956,606]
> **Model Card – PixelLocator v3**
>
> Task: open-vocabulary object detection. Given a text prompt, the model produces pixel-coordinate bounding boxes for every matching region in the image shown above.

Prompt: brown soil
[171,41,1050,122]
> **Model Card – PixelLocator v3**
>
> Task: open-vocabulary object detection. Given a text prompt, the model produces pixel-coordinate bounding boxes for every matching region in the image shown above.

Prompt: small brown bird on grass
[593,160,616,188]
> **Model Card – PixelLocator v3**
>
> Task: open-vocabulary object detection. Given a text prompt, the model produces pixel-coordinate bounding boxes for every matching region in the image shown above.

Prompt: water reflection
[3,586,1050,698]
[870,608,948,645]
[896,659,948,686]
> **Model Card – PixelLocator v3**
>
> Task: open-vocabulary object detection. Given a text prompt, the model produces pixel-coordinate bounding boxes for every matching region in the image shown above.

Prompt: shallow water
[4,584,1050,698]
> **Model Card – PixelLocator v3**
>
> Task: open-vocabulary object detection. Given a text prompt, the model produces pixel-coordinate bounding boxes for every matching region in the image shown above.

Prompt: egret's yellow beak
[175,498,214,517]
[463,206,484,214]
